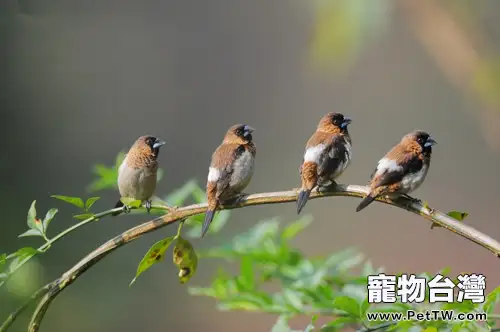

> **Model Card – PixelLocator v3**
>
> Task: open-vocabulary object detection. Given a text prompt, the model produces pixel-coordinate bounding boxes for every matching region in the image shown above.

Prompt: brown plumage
[203,124,256,237]
[297,113,352,214]
[356,130,436,212]
[112,135,165,216]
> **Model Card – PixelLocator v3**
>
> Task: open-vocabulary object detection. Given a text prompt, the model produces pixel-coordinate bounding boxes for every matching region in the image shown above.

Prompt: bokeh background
[2,0,500,331]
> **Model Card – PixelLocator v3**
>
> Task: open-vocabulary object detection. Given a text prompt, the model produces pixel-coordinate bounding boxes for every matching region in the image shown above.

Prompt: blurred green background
[2,0,500,331]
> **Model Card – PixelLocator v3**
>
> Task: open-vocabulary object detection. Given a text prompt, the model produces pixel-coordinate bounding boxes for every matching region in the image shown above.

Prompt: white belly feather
[230,150,254,191]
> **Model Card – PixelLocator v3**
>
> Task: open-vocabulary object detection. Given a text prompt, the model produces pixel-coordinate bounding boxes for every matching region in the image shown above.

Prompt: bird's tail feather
[356,195,375,212]
[296,189,311,214]
[112,200,124,217]
[202,209,216,238]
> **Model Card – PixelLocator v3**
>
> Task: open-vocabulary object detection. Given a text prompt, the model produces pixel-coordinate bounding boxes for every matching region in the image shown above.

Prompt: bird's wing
[210,144,245,199]
[317,135,347,177]
[371,152,423,188]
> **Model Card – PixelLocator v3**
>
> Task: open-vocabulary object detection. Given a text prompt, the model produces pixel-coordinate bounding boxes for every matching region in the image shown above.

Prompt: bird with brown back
[356,130,436,212]
[297,112,352,214]
[202,124,256,237]
[112,135,166,216]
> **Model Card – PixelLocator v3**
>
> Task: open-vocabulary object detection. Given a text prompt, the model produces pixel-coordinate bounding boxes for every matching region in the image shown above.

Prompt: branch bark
[2,184,499,331]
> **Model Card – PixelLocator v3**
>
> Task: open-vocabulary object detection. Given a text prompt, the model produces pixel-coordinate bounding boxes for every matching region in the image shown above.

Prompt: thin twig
[0,284,52,332]
[2,184,499,331]
[0,205,169,332]
[0,204,169,289]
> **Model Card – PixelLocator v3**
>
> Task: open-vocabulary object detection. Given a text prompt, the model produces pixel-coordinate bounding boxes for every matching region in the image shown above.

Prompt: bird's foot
[122,205,131,214]
[401,194,422,205]
[317,181,338,193]
[396,195,422,209]
[224,193,248,206]
[145,200,152,214]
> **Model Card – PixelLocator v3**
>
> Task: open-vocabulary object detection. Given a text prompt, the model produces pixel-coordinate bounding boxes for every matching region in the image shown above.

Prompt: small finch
[356,130,436,212]
[297,112,352,214]
[112,135,165,216]
[202,124,256,237]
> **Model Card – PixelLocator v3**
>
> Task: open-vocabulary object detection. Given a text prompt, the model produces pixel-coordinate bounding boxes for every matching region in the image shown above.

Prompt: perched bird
[297,112,352,214]
[356,130,437,212]
[112,135,166,216]
[202,124,256,237]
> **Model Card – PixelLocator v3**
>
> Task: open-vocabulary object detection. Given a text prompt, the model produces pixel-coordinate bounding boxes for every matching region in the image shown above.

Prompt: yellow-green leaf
[172,236,198,284]
[120,197,142,208]
[85,197,100,211]
[281,216,313,240]
[42,208,58,232]
[26,200,38,230]
[446,210,469,221]
[130,236,175,286]
[51,195,85,209]
[423,327,438,332]
[73,213,95,221]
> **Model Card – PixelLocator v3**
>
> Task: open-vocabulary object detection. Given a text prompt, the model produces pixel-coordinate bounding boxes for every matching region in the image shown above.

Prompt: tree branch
[2,184,499,331]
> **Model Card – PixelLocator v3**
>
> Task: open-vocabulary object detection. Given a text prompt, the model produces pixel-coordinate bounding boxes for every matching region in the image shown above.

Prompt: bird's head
[224,124,255,144]
[318,112,352,133]
[133,135,166,159]
[403,130,437,154]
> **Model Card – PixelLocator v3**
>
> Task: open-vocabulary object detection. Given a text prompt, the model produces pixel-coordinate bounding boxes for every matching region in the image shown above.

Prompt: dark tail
[356,195,375,212]
[201,209,216,238]
[111,200,124,216]
[296,189,311,214]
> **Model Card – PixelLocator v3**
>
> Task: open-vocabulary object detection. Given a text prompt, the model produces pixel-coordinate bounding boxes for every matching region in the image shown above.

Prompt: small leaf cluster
[129,180,230,285]
[186,218,500,332]
[0,195,101,288]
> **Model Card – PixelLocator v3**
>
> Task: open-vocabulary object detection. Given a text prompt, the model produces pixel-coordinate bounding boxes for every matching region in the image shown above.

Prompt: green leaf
[360,297,371,316]
[73,213,95,221]
[130,236,175,286]
[238,255,254,290]
[283,289,303,311]
[85,197,100,211]
[172,236,198,284]
[26,200,38,230]
[484,286,500,314]
[446,210,469,221]
[120,197,142,208]
[218,299,263,312]
[18,229,43,238]
[281,216,313,240]
[423,327,438,332]
[0,254,7,274]
[42,208,58,233]
[332,296,360,318]
[51,195,85,209]
[322,316,356,329]
[9,247,39,272]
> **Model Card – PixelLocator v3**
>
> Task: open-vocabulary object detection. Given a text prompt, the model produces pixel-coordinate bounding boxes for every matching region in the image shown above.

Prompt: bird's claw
[122,205,131,214]
[402,194,422,205]
[225,193,248,206]
[317,181,337,193]
[145,200,152,214]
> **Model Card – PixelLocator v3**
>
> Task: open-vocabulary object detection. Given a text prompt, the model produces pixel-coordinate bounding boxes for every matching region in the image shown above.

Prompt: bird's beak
[424,137,437,147]
[153,139,166,149]
[245,126,255,133]
[341,117,352,128]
